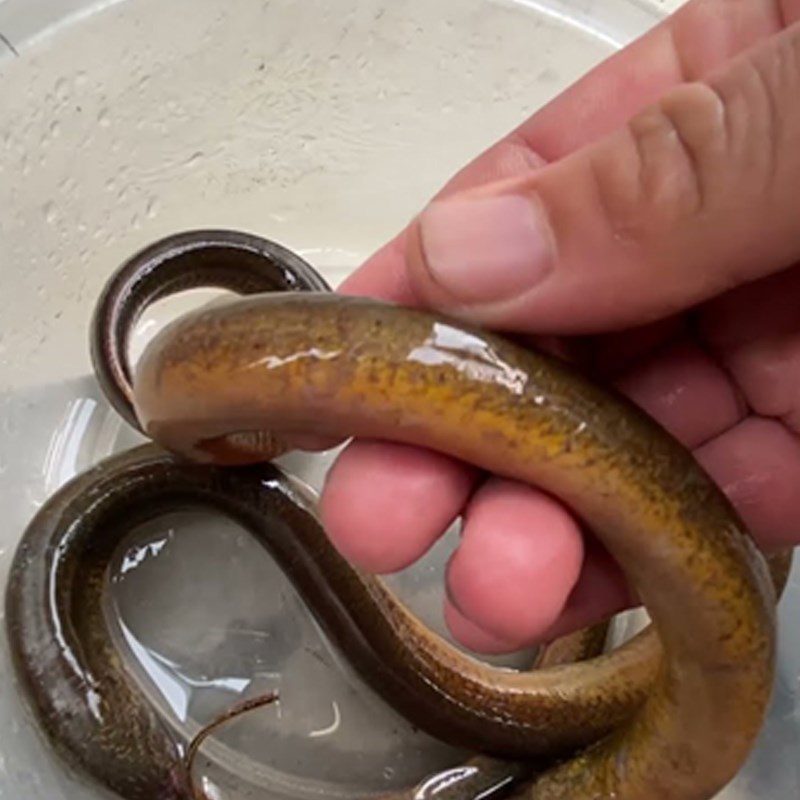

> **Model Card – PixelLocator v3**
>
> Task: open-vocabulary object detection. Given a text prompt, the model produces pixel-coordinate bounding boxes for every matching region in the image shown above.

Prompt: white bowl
[1,1,797,798]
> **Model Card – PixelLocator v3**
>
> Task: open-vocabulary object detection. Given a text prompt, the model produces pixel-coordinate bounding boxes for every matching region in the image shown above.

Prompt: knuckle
[725,25,800,192]
[589,83,728,243]
[589,20,800,249]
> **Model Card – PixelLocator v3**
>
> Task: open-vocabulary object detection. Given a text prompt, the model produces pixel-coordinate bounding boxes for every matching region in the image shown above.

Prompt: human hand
[319,0,800,654]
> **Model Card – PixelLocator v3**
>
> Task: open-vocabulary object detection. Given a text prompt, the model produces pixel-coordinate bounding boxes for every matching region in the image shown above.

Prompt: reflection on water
[106,508,468,797]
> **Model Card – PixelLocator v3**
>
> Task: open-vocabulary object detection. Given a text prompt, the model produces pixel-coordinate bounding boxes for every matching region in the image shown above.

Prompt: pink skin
[321,442,479,574]
[443,480,584,652]
[317,1,800,653]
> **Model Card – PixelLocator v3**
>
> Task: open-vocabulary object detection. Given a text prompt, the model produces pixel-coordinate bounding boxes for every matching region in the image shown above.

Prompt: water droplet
[145,196,159,219]
[382,767,395,780]
[131,212,141,229]
[42,202,57,224]
[184,151,204,167]
[49,120,61,138]
[98,108,110,128]
[75,71,88,87]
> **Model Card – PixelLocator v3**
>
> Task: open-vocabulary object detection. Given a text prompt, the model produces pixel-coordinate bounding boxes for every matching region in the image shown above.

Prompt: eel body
[5,231,788,800]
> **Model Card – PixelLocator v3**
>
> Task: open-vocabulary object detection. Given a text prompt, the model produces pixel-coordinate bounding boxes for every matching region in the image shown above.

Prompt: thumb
[405,24,800,335]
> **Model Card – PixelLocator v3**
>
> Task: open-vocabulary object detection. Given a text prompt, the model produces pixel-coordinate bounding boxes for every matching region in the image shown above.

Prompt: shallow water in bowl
[1,0,798,799]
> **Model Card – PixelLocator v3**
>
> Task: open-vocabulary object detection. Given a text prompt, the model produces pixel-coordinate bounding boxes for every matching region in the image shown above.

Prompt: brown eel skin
[5,230,793,800]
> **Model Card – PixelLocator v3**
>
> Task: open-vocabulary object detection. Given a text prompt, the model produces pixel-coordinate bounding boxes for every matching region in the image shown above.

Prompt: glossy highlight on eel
[4,230,793,800]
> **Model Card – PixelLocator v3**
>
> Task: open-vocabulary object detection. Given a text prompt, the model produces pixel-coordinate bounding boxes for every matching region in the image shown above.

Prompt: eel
[5,230,790,800]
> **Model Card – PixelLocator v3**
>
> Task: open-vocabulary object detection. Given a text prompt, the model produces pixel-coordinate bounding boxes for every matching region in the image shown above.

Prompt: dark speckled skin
[4,232,792,800]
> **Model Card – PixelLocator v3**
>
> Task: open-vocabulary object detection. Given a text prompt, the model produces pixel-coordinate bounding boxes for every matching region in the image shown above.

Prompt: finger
[319,439,478,573]
[699,266,800,431]
[443,601,522,655]
[539,538,633,643]
[338,148,547,305]
[695,417,800,550]
[614,338,746,448]
[341,0,799,302]
[405,22,800,333]
[524,0,800,160]
[446,534,632,654]
[515,415,800,643]
[444,479,584,648]
[715,331,800,432]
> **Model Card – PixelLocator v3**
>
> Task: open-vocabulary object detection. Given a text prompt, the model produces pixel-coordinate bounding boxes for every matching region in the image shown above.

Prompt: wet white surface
[1,1,797,798]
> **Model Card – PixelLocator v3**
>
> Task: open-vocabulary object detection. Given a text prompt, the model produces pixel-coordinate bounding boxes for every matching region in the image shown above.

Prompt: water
[3,1,796,799]
[108,508,466,795]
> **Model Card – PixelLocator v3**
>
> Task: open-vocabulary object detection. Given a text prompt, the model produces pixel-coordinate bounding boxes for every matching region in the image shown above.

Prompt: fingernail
[419,194,554,303]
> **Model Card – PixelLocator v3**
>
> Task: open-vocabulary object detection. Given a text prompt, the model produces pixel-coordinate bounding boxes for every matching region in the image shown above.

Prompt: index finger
[340,0,793,302]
